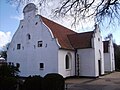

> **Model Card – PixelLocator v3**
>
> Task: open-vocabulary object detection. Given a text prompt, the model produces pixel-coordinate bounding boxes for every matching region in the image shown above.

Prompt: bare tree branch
[6,0,120,28]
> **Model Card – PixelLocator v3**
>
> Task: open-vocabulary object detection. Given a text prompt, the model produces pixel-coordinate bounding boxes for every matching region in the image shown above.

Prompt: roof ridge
[78,31,94,34]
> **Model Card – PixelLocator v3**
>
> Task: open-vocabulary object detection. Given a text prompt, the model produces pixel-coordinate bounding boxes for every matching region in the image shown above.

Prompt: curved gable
[41,16,76,50]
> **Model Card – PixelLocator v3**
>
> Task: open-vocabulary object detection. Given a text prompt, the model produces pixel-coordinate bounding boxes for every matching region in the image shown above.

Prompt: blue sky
[0,0,120,50]
[0,0,20,50]
[0,0,20,33]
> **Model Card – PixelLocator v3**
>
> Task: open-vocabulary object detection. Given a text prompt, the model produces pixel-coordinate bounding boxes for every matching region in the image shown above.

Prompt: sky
[0,0,120,50]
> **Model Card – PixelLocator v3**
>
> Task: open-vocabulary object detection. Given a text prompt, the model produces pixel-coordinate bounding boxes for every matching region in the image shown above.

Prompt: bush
[0,63,20,77]
[43,73,65,90]
[0,77,18,90]
[0,73,65,90]
[22,75,43,90]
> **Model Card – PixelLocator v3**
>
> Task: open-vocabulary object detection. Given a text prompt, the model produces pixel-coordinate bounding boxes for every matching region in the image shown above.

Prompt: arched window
[65,55,70,69]
[27,34,31,40]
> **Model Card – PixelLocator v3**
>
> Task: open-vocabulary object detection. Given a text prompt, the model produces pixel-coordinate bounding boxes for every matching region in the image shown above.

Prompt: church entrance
[98,60,101,76]
[98,50,102,76]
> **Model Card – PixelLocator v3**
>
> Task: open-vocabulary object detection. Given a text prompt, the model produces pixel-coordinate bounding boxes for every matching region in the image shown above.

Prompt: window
[27,34,31,40]
[21,26,23,28]
[8,62,11,65]
[16,63,20,68]
[8,62,15,66]
[11,62,14,66]
[98,38,100,41]
[35,22,38,25]
[38,41,42,47]
[17,44,21,49]
[40,63,44,69]
[65,55,70,69]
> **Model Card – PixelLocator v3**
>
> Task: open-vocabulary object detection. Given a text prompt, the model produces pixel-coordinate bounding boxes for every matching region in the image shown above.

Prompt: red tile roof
[41,16,76,50]
[68,32,94,49]
[103,41,109,53]
[40,16,94,50]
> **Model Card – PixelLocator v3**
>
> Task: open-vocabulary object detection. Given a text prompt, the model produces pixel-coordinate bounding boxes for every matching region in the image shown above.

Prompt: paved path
[65,72,120,90]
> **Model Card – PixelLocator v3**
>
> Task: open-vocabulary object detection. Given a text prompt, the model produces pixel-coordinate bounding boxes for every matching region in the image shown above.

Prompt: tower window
[35,22,38,25]
[38,41,42,47]
[27,34,31,40]
[21,26,23,28]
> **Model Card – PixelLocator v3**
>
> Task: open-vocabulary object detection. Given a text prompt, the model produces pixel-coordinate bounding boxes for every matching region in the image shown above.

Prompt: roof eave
[59,48,75,51]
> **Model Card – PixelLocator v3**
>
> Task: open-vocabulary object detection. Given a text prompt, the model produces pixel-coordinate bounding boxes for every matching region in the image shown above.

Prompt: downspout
[75,49,77,76]
[77,54,80,76]
[75,49,80,76]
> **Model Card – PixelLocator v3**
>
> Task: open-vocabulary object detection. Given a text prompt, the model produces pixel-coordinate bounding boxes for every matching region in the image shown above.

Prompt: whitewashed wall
[110,40,115,71]
[58,49,75,77]
[104,53,111,71]
[77,49,96,77]
[104,40,115,72]
[93,29,104,76]
[7,10,60,77]
[77,27,104,77]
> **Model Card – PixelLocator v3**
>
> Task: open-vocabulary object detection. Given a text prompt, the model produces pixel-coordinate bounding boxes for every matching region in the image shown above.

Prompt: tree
[6,0,120,27]
[0,63,20,77]
[114,43,120,70]
[0,77,18,90]
[0,43,10,60]
[0,51,7,60]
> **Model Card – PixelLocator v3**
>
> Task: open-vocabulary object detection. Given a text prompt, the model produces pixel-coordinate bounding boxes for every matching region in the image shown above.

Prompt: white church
[7,3,115,78]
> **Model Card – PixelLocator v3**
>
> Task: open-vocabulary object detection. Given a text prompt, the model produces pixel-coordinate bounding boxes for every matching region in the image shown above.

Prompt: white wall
[93,29,104,76]
[77,27,104,77]
[58,49,75,77]
[104,40,115,72]
[110,40,115,71]
[7,13,59,77]
[104,53,111,71]
[77,49,96,77]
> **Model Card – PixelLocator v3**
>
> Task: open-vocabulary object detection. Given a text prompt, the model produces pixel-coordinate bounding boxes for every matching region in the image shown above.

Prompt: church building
[7,3,105,77]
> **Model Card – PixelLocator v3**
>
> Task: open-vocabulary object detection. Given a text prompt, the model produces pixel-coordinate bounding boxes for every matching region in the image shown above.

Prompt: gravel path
[65,72,120,90]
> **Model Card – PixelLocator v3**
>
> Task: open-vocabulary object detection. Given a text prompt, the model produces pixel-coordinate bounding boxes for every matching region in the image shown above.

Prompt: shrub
[0,63,20,77]
[22,75,43,90]
[43,73,65,90]
[17,78,25,90]
[0,77,18,90]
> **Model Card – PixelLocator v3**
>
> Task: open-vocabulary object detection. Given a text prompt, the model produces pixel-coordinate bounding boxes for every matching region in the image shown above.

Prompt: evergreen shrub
[43,73,65,90]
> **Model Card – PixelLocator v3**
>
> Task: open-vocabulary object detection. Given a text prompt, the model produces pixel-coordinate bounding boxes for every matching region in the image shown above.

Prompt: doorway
[98,60,101,76]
